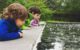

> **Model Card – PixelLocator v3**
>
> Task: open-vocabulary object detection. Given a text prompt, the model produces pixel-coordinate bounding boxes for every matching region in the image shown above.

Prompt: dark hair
[29,6,41,14]
[2,3,28,20]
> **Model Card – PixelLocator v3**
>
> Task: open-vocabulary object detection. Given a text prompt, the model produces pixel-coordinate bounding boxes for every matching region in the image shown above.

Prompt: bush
[0,0,53,21]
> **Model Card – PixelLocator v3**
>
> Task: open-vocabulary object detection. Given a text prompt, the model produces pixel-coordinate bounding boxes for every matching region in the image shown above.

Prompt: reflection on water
[37,23,80,50]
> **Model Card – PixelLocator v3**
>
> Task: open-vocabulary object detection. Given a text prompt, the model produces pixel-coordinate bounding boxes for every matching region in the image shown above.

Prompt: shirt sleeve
[30,20,39,26]
[0,23,20,41]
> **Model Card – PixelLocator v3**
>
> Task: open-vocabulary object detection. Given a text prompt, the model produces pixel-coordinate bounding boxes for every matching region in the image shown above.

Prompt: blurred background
[0,0,80,22]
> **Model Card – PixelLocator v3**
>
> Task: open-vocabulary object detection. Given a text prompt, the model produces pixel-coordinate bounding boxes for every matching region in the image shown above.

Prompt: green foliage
[45,0,65,13]
[45,0,80,14]
[0,0,53,21]
[24,0,53,21]
[0,0,8,12]
[64,0,80,14]
[0,0,80,21]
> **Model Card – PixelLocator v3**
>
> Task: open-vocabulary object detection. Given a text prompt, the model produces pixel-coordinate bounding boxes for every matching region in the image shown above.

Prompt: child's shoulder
[0,19,6,24]
[0,19,16,31]
[0,19,11,27]
[0,19,9,30]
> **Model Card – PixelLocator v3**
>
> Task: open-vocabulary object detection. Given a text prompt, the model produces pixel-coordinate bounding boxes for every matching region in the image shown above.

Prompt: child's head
[3,3,28,27]
[29,6,41,20]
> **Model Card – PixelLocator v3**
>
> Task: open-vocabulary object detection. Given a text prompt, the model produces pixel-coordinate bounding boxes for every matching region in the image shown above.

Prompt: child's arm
[4,32,21,40]
[0,31,21,41]
[30,20,39,26]
[0,24,21,41]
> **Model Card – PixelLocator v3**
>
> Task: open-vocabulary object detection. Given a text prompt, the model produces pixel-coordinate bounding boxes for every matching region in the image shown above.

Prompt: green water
[37,22,80,50]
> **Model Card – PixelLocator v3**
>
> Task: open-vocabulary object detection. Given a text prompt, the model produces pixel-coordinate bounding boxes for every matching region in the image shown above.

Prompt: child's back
[0,19,20,41]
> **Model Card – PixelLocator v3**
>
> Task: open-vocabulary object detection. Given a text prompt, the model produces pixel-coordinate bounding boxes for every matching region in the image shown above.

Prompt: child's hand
[19,32,23,38]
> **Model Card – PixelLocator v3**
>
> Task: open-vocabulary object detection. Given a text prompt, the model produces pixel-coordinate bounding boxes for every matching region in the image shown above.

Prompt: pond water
[37,22,80,50]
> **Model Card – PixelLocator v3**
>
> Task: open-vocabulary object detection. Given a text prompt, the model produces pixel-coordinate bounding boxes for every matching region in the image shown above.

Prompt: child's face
[15,19,25,27]
[32,14,41,20]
